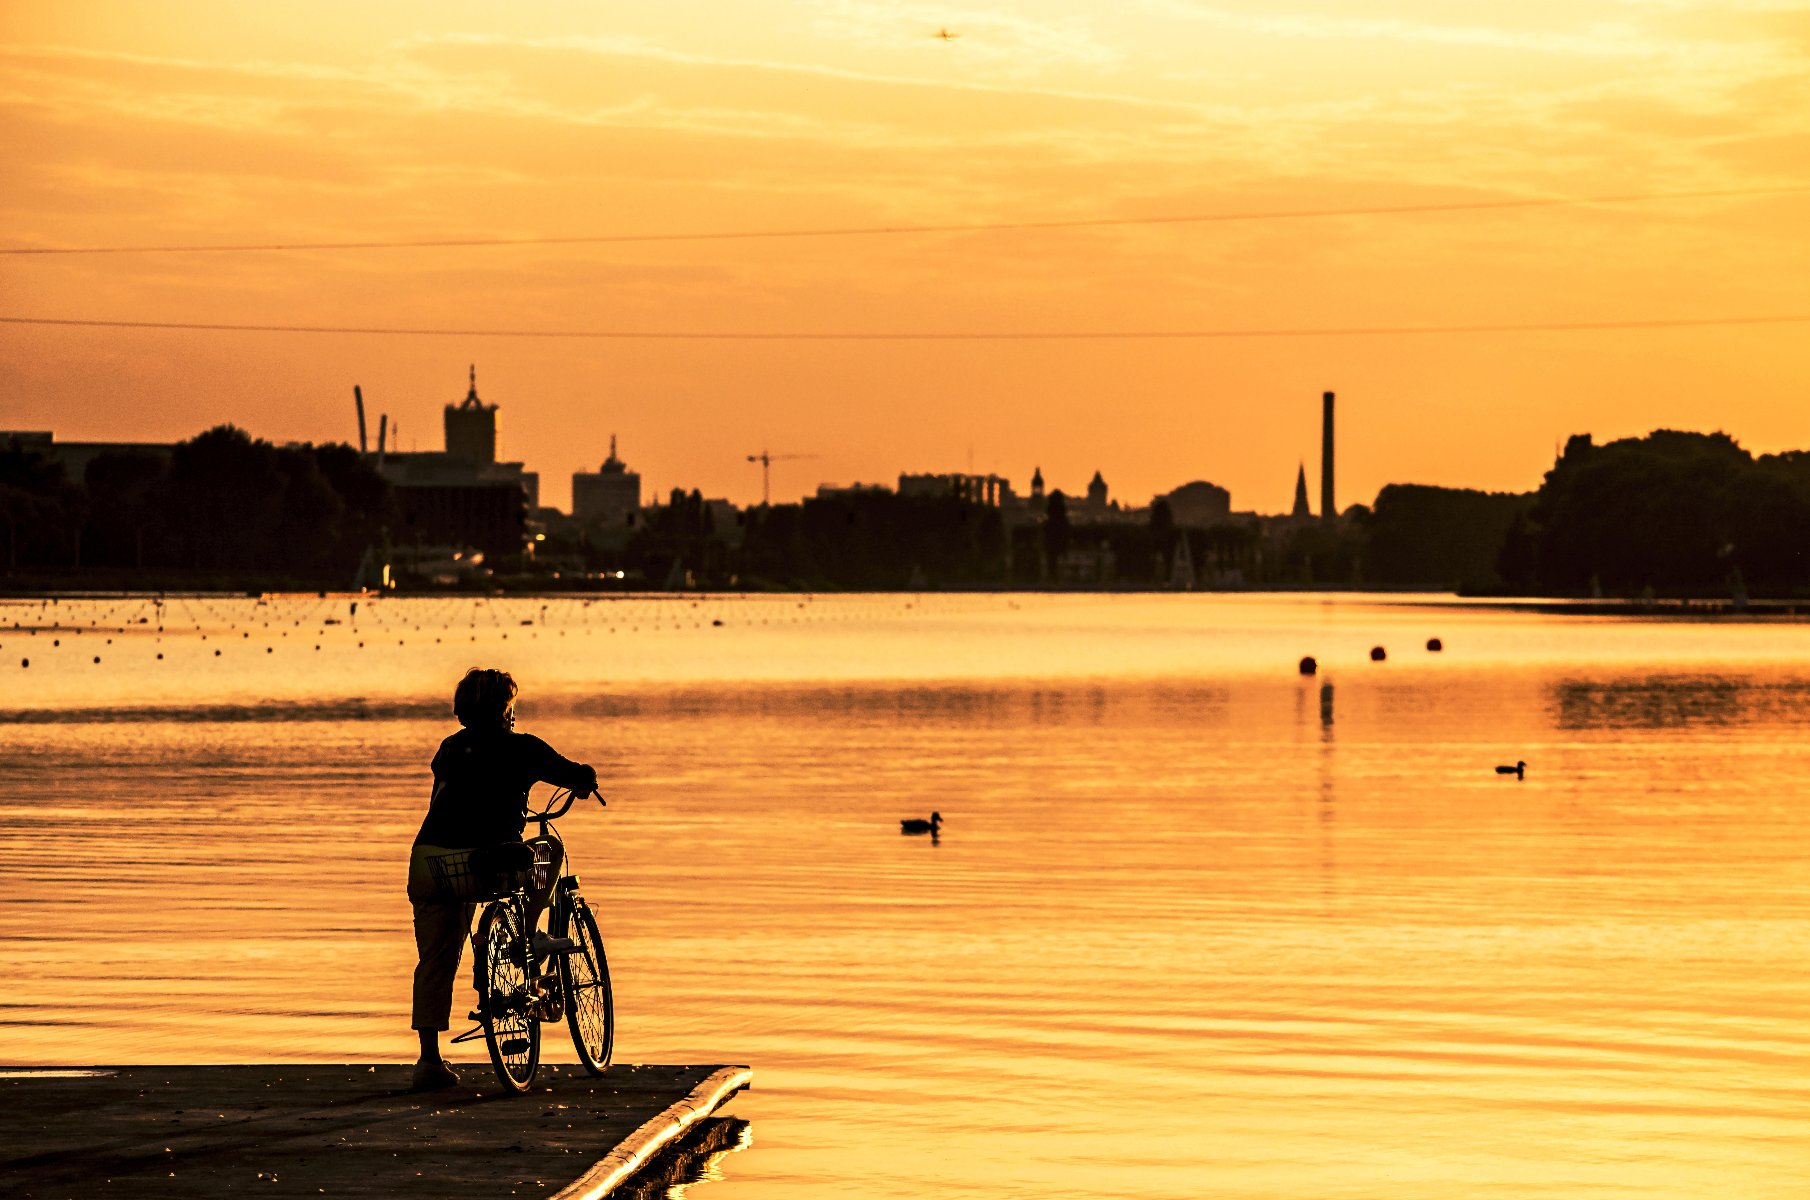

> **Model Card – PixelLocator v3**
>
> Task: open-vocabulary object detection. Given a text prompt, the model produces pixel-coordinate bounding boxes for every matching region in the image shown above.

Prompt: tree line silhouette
[5,425,1804,595]
[1,426,395,583]
[1498,429,1810,596]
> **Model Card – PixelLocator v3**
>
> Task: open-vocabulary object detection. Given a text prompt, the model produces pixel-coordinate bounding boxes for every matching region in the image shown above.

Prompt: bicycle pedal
[532,931,579,957]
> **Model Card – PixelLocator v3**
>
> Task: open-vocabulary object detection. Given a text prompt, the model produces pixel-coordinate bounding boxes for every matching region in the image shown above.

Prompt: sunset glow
[4,1,1806,510]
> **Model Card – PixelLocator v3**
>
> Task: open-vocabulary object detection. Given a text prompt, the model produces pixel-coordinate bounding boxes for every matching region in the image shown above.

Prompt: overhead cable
[2,185,1805,257]
[4,313,1807,341]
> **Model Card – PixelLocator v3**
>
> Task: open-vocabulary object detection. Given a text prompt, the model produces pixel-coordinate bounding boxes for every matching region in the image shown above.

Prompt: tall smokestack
[354,386,368,455]
[1320,391,1335,522]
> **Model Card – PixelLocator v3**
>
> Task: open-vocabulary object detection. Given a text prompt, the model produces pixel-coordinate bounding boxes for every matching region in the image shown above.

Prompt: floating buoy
[20,658,27,668]
[1427,638,1443,652]
[92,656,100,664]
[214,649,221,657]
[156,653,163,660]
[1298,656,1317,675]
[1370,646,1387,661]
[713,619,724,627]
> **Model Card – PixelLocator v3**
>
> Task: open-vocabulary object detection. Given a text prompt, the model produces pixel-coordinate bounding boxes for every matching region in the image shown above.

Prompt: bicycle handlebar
[525,785,605,824]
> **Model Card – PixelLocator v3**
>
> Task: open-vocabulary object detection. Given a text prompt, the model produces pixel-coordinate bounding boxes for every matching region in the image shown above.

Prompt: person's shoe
[410,1059,461,1092]
[532,931,578,958]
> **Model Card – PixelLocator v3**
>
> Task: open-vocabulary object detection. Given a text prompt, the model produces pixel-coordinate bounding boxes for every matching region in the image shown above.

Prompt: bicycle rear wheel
[477,901,540,1093]
[559,900,614,1075]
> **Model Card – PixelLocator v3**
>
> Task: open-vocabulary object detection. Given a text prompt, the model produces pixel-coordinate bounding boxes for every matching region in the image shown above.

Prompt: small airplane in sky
[934,27,960,41]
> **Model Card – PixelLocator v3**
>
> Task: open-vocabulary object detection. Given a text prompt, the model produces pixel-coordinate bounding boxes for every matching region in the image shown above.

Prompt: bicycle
[426,785,616,1093]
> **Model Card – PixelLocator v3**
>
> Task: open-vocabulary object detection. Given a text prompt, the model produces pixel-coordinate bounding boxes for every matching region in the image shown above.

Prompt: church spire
[1291,462,1312,519]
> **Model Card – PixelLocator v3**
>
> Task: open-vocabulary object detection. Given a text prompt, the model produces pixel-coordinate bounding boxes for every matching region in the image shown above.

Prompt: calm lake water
[4,593,1809,1198]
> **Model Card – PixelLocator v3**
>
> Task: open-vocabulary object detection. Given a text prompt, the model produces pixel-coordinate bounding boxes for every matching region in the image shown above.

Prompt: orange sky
[2,1,1806,511]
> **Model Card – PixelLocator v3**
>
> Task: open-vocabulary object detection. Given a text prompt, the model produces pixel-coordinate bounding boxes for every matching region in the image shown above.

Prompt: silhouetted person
[406,668,597,1091]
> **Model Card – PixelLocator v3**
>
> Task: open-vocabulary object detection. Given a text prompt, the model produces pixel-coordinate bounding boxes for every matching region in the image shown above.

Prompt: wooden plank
[0,1063,752,1199]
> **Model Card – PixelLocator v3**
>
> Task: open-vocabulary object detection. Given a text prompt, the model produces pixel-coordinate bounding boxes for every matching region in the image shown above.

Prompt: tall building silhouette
[444,365,498,464]
[1320,391,1336,522]
[1291,463,1312,519]
[1086,469,1109,510]
[376,365,538,562]
[572,434,642,532]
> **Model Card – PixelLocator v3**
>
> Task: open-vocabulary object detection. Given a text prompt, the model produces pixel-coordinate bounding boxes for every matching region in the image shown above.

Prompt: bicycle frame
[453,785,613,1090]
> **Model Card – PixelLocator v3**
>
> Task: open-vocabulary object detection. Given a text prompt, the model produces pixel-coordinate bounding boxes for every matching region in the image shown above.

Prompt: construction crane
[745,450,818,506]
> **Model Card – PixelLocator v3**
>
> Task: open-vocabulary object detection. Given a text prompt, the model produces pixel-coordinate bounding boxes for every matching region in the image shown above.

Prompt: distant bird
[934,27,960,41]
[901,812,943,835]
[1495,761,1526,780]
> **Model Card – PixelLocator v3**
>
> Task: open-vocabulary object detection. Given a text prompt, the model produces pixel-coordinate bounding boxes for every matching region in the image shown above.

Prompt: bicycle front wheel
[560,900,614,1075]
[477,901,540,1093]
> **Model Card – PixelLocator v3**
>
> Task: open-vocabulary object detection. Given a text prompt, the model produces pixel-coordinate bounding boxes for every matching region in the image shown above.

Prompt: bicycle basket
[425,843,533,902]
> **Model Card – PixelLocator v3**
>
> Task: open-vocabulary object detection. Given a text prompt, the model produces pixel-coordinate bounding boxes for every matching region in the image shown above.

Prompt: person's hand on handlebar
[573,765,603,805]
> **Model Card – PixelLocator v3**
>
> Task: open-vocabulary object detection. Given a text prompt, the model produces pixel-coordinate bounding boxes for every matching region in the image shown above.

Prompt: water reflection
[618,1117,752,1200]
[1550,675,1810,729]
[4,597,1810,1199]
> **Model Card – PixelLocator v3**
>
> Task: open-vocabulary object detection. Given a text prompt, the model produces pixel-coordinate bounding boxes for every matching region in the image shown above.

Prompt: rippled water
[4,594,1809,1197]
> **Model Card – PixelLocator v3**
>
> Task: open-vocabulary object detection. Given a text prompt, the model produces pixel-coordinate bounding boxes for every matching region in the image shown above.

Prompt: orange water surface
[4,593,1808,1198]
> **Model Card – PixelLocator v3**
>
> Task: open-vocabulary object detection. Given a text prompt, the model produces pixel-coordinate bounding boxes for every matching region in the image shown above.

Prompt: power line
[4,313,1806,341]
[3,185,1805,257]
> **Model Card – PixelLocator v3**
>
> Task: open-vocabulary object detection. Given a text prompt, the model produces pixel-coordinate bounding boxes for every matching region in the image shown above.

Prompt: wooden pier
[1,1063,752,1199]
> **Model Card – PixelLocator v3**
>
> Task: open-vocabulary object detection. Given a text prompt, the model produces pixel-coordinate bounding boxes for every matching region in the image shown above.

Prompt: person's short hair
[454,667,518,729]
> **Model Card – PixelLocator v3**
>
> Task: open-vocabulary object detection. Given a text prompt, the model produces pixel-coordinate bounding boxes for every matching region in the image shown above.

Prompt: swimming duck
[1495,761,1526,780]
[900,812,943,835]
